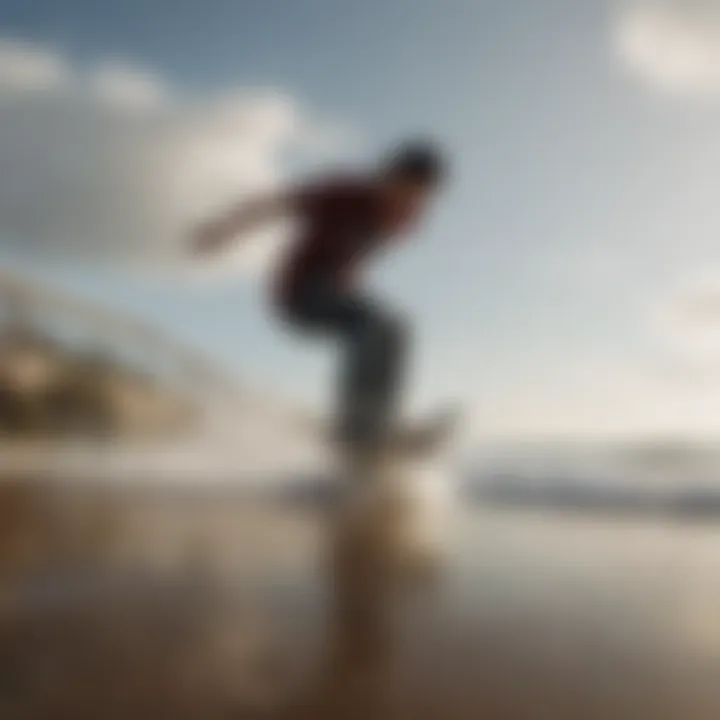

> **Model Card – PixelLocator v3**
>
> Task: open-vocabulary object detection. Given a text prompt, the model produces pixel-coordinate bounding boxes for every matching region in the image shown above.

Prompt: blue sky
[2,0,720,438]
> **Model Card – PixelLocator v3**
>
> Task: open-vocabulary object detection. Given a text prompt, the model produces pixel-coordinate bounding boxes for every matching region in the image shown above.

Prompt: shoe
[392,406,461,454]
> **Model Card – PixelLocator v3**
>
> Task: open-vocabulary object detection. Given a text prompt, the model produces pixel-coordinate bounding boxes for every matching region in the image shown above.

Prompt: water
[3,496,720,718]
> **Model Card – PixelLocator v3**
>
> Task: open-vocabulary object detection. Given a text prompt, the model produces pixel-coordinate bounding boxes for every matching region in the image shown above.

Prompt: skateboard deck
[294,406,462,463]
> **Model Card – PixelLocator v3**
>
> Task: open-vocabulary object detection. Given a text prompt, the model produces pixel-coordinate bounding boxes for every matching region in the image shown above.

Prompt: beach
[1,483,720,719]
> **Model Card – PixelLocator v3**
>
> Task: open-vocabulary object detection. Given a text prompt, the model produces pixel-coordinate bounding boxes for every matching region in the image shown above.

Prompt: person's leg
[287,284,410,449]
[339,302,409,448]
[357,306,410,445]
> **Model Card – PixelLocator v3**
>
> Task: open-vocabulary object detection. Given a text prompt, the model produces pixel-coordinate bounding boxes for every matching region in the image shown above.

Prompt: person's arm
[191,191,297,256]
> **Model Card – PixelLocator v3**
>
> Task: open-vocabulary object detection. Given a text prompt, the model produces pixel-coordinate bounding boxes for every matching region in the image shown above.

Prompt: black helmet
[383,139,447,185]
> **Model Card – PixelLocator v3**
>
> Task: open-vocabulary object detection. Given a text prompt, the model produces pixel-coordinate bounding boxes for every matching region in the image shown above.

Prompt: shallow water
[2,498,720,719]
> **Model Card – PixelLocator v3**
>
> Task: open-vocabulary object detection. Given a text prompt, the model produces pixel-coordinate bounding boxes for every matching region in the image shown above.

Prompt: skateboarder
[193,140,448,455]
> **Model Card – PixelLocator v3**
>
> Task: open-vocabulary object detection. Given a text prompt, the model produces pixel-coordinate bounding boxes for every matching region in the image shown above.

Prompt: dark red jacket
[273,173,415,308]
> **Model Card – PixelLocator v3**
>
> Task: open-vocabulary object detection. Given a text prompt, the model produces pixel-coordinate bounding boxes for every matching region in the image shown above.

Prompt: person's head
[378,139,447,219]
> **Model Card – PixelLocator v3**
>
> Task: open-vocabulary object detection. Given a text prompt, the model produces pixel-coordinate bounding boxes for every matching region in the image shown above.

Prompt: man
[193,140,448,458]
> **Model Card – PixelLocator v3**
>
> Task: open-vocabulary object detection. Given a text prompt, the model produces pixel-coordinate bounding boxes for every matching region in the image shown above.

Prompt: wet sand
[1,490,720,719]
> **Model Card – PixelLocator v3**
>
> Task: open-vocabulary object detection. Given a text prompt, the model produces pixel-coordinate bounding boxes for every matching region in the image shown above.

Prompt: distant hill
[464,438,720,519]
[0,326,196,440]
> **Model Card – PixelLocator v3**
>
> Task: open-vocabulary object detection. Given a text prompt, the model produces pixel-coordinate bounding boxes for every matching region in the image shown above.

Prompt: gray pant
[285,279,409,448]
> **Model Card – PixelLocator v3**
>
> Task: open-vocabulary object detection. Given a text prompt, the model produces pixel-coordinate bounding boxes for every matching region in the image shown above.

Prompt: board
[293,405,462,464]
[307,406,463,582]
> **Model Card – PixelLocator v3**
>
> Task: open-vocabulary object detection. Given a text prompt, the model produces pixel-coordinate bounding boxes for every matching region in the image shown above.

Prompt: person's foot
[330,424,384,468]
[392,406,461,454]
[327,405,461,461]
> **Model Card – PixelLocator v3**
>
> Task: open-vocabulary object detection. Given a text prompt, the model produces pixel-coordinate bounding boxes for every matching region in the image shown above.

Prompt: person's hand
[191,218,229,257]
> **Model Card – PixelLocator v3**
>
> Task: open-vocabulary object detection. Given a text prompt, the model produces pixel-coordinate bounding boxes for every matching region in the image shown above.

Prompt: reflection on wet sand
[298,493,443,720]
[2,481,720,718]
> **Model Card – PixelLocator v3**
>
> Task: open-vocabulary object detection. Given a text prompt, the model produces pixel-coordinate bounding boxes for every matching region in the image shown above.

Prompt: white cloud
[652,269,720,366]
[615,1,720,94]
[90,62,167,113]
[0,37,350,278]
[0,39,69,92]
